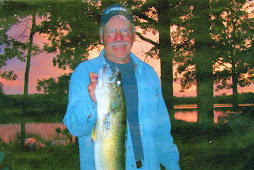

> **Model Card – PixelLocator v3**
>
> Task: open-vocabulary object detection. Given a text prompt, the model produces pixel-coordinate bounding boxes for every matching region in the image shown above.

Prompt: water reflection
[174,109,229,123]
[174,104,254,123]
[0,123,66,143]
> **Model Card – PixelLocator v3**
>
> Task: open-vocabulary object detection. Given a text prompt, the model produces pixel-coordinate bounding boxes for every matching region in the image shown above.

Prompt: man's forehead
[110,15,129,22]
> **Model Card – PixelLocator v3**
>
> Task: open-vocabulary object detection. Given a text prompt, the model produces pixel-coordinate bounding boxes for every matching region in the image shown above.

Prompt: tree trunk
[196,50,214,126]
[232,60,238,111]
[157,0,174,120]
[24,14,36,95]
[20,14,36,146]
[193,0,214,126]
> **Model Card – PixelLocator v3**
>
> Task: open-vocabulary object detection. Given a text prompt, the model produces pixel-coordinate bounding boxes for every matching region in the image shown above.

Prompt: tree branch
[135,31,158,47]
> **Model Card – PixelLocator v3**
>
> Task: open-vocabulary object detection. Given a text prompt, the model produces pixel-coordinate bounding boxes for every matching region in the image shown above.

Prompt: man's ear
[100,33,104,44]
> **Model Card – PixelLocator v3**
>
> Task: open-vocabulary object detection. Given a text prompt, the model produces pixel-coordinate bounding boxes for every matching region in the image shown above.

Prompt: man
[63,4,180,170]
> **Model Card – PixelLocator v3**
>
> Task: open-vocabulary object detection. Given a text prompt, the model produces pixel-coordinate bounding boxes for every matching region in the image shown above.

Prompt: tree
[0,0,43,145]
[173,0,254,123]
[37,0,101,70]
[0,1,22,92]
[36,0,102,96]
[132,0,190,120]
[1,1,42,95]
[157,0,175,113]
[173,0,215,125]
[213,0,254,111]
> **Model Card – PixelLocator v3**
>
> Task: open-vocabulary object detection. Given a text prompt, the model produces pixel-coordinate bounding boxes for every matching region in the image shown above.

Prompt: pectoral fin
[91,119,99,142]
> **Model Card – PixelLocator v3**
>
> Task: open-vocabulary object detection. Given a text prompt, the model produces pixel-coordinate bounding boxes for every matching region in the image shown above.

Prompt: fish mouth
[110,67,120,81]
[102,64,120,82]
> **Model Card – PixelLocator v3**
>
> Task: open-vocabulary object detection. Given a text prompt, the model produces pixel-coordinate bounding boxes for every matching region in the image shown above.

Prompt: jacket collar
[98,49,143,75]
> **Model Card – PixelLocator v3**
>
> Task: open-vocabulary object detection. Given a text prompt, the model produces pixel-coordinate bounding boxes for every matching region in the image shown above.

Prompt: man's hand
[88,72,98,103]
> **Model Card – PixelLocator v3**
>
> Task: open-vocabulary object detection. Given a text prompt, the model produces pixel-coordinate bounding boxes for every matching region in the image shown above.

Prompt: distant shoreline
[174,103,254,109]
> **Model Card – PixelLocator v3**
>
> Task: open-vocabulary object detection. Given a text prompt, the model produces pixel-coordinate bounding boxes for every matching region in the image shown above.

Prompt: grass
[0,108,64,124]
[0,133,80,169]
[1,144,80,169]
[172,120,254,169]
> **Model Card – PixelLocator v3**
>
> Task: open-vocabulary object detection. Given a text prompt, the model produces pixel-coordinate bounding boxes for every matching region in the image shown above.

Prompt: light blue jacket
[63,49,180,170]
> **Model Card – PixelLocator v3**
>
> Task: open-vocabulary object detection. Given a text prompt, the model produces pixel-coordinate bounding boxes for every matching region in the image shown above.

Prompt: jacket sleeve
[63,64,97,137]
[155,78,180,170]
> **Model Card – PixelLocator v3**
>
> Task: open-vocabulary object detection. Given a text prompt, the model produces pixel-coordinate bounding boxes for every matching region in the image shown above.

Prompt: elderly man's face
[100,15,135,64]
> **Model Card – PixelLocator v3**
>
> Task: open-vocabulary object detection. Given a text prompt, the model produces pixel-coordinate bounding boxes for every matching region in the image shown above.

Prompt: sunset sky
[0,15,253,97]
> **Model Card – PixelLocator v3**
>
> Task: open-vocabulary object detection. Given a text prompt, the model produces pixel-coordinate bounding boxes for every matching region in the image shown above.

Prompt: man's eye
[121,28,127,32]
[106,29,116,37]
[108,29,115,33]
[121,28,130,36]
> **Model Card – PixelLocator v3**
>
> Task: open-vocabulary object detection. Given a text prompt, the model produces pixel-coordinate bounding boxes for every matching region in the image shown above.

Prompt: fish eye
[116,80,121,86]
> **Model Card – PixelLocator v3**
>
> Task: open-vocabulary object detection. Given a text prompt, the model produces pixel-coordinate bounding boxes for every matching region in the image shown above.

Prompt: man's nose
[115,30,124,41]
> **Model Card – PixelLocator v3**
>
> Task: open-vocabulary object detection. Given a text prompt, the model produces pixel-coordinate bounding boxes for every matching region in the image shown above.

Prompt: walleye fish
[92,64,127,170]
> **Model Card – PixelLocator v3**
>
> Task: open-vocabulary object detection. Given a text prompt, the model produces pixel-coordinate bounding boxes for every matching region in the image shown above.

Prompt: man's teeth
[114,45,124,48]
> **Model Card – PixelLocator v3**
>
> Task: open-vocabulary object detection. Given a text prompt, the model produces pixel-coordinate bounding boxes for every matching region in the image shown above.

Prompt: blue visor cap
[100,4,134,26]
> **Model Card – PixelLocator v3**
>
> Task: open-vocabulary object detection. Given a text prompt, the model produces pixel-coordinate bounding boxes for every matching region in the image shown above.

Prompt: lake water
[0,123,67,143]
[174,108,229,123]
[1,104,253,143]
[174,103,254,123]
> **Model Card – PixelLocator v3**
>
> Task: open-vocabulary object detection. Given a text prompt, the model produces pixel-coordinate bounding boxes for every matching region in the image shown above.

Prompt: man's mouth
[114,45,125,48]
[109,42,129,48]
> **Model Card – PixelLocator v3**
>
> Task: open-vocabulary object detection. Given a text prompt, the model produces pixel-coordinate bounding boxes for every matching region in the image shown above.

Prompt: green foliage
[37,74,70,96]
[173,0,254,93]
[238,92,254,104]
[0,109,22,124]
[55,127,73,145]
[213,92,254,104]
[212,1,254,90]
[214,93,233,104]
[37,0,100,71]
[174,96,197,105]
[0,83,4,95]
[0,94,68,123]
[0,0,43,95]
[0,139,79,169]
[0,70,17,80]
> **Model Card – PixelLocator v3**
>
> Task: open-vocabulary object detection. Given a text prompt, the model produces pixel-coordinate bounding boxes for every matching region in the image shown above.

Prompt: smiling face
[100,15,135,64]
